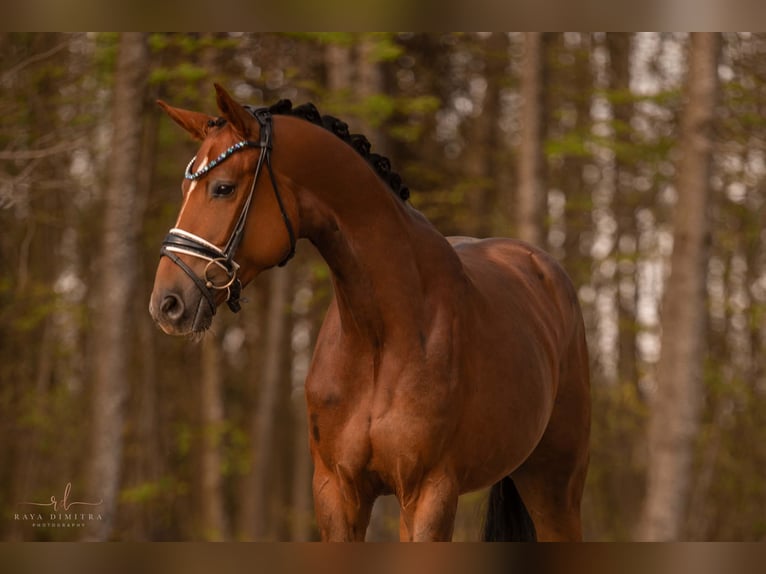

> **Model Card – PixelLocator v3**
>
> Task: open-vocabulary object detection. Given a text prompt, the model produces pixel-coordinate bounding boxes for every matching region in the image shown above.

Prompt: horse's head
[149,84,297,336]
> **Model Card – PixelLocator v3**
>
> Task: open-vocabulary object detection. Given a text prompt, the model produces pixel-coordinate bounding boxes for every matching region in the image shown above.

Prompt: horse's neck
[310,184,439,348]
[277,116,463,350]
[283,146,452,349]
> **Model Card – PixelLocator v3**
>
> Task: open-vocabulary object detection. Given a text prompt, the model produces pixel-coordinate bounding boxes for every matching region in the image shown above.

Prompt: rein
[160,108,296,315]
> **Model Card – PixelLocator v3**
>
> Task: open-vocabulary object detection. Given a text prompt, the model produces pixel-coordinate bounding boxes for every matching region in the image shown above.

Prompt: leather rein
[160,108,296,315]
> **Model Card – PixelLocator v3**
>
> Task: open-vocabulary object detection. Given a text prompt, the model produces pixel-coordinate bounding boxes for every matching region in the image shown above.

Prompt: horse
[149,84,591,542]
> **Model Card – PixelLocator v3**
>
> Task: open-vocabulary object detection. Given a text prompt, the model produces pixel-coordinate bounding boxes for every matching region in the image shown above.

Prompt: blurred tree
[516,32,545,246]
[288,258,323,541]
[3,31,766,543]
[461,32,509,237]
[559,33,594,289]
[637,32,719,541]
[250,265,293,539]
[325,37,352,95]
[607,33,640,392]
[685,32,766,541]
[3,32,71,541]
[199,335,227,540]
[84,32,149,541]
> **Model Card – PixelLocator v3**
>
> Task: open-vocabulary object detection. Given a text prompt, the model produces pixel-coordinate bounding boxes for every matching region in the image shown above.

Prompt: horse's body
[150,86,590,541]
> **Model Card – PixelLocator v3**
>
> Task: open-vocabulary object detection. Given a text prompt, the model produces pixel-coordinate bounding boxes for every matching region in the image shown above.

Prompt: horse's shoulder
[449,236,578,308]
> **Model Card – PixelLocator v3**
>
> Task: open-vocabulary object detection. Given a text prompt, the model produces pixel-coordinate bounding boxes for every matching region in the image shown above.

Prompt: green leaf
[365,33,404,62]
[354,94,396,128]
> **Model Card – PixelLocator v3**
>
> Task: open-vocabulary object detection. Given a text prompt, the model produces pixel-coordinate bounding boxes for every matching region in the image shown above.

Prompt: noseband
[160,108,296,315]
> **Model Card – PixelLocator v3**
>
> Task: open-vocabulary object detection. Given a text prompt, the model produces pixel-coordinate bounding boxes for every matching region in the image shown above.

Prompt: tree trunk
[198,335,228,540]
[117,76,162,541]
[325,40,352,95]
[357,35,384,101]
[6,32,66,540]
[516,32,545,246]
[561,33,593,290]
[462,33,508,238]
[83,32,149,541]
[251,265,292,539]
[288,263,318,541]
[607,33,640,392]
[637,32,719,541]
[235,286,265,541]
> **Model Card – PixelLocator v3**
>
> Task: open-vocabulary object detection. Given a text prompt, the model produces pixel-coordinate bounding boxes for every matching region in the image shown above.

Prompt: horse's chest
[306,319,459,483]
[305,364,373,465]
[306,359,455,486]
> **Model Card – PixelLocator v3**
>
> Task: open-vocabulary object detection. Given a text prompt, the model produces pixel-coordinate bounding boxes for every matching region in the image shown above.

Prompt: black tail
[482,476,537,541]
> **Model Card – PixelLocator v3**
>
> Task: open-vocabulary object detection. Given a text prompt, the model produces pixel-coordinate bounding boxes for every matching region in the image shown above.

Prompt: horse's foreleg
[398,473,459,541]
[312,461,373,541]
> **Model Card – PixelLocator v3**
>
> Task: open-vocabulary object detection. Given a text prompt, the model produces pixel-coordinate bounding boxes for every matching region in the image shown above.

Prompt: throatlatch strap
[267,153,296,267]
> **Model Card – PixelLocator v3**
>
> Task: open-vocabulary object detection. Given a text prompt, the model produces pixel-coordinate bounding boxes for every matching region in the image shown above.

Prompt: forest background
[1,32,764,541]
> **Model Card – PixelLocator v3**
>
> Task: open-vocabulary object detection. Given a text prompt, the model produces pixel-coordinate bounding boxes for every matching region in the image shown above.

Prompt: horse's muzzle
[149,285,213,336]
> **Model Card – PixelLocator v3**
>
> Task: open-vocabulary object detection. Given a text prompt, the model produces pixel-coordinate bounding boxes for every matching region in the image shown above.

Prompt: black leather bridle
[160,108,296,315]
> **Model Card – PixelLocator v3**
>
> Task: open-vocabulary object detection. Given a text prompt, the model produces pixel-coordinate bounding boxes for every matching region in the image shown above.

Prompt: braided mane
[261,100,410,201]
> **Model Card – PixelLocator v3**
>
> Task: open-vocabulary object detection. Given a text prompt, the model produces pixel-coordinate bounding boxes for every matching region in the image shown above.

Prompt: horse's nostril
[160,293,184,321]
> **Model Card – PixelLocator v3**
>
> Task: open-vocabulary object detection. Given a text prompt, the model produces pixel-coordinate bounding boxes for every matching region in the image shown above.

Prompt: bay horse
[149,84,590,542]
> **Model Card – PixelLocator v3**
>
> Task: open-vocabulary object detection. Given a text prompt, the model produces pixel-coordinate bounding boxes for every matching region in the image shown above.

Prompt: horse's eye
[212,183,235,197]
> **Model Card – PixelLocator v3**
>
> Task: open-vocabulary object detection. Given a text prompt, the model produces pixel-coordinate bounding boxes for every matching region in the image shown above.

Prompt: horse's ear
[214,83,256,140]
[157,100,212,141]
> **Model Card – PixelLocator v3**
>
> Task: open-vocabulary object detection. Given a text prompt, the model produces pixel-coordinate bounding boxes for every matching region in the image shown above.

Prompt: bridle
[160,108,296,315]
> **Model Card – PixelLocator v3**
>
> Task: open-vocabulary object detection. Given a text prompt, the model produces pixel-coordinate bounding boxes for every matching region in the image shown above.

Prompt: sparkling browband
[185,140,260,181]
